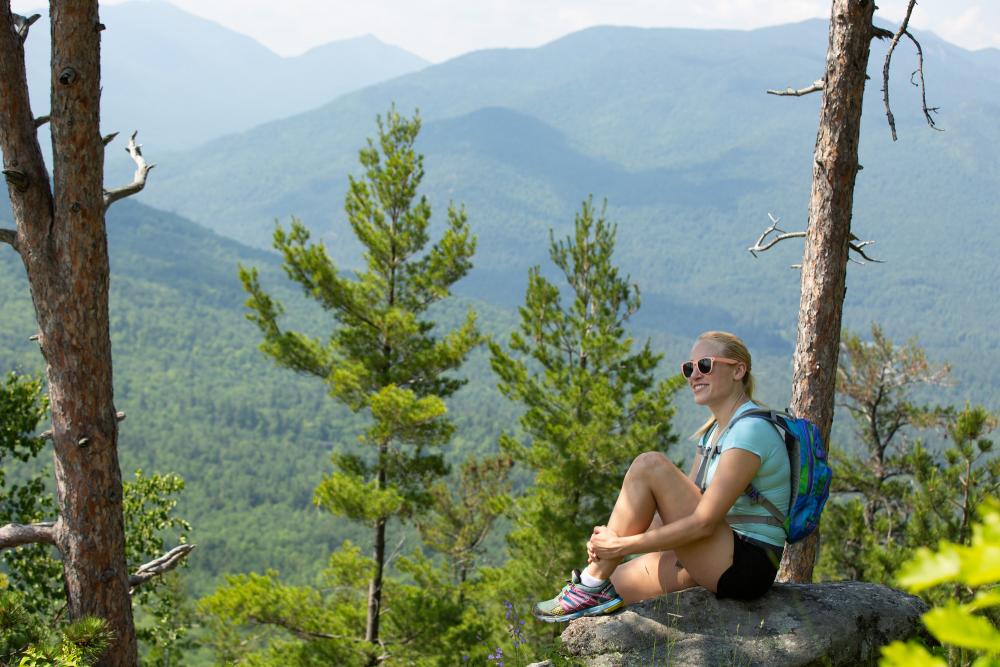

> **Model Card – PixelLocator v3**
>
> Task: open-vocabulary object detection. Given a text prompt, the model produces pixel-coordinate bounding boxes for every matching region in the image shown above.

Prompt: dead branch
[12,13,40,42]
[880,0,938,141]
[748,213,804,257]
[103,131,155,209]
[102,131,119,146]
[904,30,941,132]
[767,79,825,97]
[749,213,883,266]
[384,535,406,568]
[34,114,49,129]
[128,543,196,593]
[0,228,15,249]
[0,521,57,549]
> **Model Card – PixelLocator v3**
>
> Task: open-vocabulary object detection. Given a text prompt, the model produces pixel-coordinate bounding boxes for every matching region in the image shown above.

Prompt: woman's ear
[733,363,747,381]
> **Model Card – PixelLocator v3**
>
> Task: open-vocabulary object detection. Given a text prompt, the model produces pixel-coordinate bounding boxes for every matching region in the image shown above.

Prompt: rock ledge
[561,582,927,666]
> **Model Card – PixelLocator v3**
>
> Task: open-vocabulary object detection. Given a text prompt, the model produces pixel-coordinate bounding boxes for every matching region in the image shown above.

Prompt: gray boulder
[561,582,927,666]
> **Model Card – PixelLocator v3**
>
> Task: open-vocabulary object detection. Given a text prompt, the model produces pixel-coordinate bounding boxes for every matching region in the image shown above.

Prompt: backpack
[695,408,832,543]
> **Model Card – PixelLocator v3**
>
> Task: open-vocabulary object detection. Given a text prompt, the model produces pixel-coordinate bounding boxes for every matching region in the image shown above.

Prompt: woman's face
[685,338,745,407]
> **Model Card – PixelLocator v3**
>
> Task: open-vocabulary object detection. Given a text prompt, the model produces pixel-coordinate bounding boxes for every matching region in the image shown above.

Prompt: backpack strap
[727,483,786,526]
[693,422,728,492]
[724,409,791,526]
[692,428,710,491]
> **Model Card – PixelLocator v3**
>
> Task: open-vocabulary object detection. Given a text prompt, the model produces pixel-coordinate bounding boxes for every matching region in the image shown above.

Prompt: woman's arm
[590,448,762,559]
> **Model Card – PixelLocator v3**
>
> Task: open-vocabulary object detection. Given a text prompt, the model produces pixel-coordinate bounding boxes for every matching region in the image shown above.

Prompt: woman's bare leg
[586,451,735,599]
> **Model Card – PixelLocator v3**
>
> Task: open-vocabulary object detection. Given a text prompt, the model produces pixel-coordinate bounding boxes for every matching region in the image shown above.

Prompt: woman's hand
[587,525,627,561]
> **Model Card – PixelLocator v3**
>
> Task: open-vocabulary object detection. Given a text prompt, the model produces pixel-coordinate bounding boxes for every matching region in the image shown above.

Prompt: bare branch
[384,535,406,568]
[128,544,196,593]
[34,114,49,129]
[102,131,119,146]
[12,13,40,42]
[0,228,16,249]
[904,30,942,133]
[0,521,57,550]
[767,79,825,97]
[103,131,155,209]
[747,213,806,257]
[881,0,917,141]
[749,213,883,266]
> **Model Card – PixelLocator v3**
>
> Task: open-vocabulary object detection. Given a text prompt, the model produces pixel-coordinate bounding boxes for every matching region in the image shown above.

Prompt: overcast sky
[11,0,1000,62]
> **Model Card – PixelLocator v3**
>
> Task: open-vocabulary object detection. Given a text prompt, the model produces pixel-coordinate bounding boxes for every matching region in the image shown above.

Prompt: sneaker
[532,569,624,622]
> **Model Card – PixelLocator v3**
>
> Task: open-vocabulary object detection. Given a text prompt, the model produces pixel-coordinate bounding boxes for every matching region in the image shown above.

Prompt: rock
[561,582,927,666]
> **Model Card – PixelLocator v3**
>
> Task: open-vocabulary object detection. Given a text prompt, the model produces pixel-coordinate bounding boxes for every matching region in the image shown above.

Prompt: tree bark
[778,0,876,583]
[365,441,390,664]
[0,3,137,664]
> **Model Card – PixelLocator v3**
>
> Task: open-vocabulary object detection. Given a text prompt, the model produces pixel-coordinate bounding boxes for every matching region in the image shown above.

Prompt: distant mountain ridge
[20,0,428,151]
[136,18,999,396]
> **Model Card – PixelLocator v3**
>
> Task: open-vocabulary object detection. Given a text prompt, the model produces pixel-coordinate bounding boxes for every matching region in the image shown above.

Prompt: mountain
[20,0,428,151]
[3,18,998,592]
[0,200,540,592]
[138,19,1000,397]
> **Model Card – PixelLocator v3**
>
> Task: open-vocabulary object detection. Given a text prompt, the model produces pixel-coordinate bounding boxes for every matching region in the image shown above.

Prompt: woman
[533,331,789,622]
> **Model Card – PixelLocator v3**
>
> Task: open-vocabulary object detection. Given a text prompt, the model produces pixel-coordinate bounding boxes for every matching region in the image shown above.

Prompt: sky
[10,0,1000,62]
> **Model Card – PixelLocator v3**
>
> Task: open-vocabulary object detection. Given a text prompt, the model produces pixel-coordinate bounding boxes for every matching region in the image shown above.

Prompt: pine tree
[819,325,1000,597]
[489,198,682,603]
[818,324,951,582]
[238,108,478,662]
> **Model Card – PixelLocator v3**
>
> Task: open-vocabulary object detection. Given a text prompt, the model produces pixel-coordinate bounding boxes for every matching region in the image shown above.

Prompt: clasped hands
[586,524,626,563]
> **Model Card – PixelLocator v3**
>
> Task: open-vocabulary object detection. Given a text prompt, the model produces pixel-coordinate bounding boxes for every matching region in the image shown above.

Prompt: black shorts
[715,530,782,600]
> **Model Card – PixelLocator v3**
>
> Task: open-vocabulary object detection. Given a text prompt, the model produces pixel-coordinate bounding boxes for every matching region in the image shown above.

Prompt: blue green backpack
[699,409,832,543]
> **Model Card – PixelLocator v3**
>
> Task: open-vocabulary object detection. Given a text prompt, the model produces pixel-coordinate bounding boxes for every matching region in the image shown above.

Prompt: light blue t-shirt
[703,401,790,547]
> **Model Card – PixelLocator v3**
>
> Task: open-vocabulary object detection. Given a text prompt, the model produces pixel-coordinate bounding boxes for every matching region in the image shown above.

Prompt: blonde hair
[691,331,756,440]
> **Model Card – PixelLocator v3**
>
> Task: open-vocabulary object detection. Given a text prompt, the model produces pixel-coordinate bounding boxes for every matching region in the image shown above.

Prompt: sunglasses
[680,356,740,378]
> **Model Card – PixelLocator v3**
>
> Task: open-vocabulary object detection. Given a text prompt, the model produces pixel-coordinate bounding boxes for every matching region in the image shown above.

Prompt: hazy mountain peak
[22,0,429,152]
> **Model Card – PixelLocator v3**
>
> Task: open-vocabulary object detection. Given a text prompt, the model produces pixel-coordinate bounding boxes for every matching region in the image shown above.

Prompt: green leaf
[896,545,962,592]
[923,604,1000,652]
[879,640,947,667]
[962,545,1000,588]
[965,588,1000,613]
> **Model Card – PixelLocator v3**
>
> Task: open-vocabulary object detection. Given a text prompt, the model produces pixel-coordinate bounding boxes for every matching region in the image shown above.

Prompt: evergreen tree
[489,198,682,605]
[818,324,951,581]
[237,107,478,663]
[819,325,1000,595]
[0,589,113,667]
[0,372,61,613]
[905,404,1000,605]
[0,372,193,661]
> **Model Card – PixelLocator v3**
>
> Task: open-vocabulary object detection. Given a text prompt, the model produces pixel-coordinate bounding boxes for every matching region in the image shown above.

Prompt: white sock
[580,570,606,588]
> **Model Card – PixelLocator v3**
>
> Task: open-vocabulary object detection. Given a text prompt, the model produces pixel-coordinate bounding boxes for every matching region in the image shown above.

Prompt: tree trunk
[0,3,137,664]
[777,0,876,583]
[366,515,386,663]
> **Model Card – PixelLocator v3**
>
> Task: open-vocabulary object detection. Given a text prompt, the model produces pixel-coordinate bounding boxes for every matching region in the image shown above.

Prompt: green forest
[2,5,1000,666]
[3,107,999,666]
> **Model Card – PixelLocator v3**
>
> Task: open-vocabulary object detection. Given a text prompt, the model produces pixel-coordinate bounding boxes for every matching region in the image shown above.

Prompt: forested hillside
[137,20,1000,404]
[3,20,996,596]
[0,196,803,594]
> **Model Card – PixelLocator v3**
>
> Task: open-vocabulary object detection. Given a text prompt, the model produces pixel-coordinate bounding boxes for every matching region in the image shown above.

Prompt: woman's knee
[627,451,673,477]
